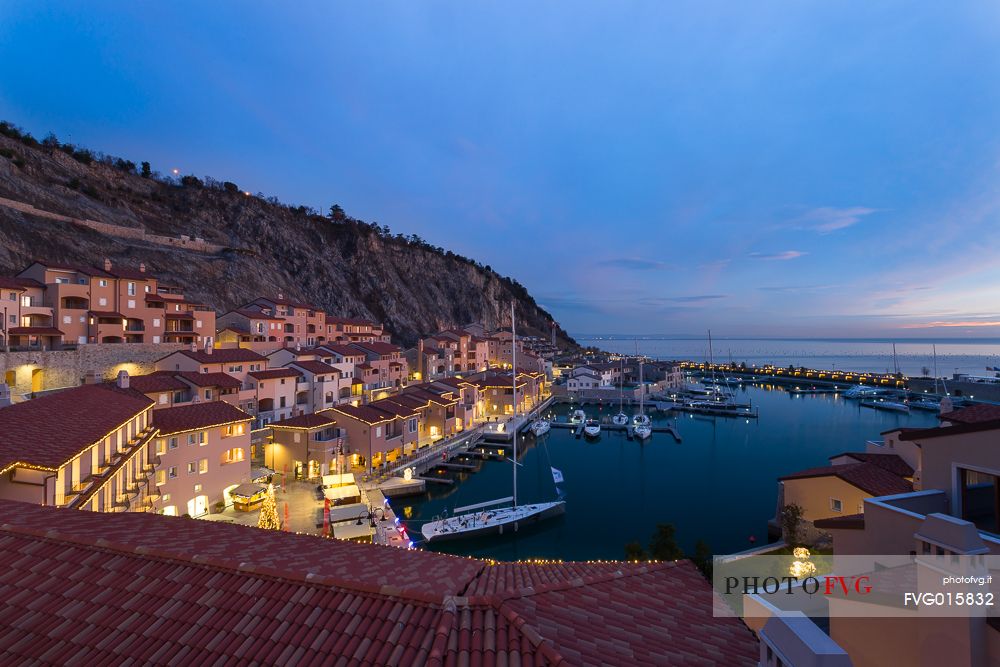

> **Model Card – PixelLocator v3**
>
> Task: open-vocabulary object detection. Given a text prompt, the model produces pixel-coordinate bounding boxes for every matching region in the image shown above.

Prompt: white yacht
[633,424,652,440]
[420,304,566,544]
[843,385,884,399]
[530,419,551,436]
[583,419,601,438]
[569,409,586,424]
[612,358,629,426]
[860,399,910,414]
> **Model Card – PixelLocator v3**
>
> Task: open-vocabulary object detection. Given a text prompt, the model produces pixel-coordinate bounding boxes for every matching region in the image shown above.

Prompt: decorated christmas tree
[257,483,280,530]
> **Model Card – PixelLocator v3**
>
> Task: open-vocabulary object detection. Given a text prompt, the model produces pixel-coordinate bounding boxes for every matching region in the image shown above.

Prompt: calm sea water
[575,337,1000,377]
[401,384,938,561]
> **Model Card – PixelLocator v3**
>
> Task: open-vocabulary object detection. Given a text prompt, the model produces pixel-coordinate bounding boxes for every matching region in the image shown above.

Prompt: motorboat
[583,419,601,438]
[530,419,551,436]
[569,409,586,424]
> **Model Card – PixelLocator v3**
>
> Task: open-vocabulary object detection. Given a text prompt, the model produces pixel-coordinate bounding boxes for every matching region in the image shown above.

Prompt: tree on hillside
[328,204,347,222]
[141,161,151,178]
[649,523,684,561]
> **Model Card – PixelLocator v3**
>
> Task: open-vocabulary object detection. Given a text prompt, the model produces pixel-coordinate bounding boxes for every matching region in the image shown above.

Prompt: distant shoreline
[574,335,1000,344]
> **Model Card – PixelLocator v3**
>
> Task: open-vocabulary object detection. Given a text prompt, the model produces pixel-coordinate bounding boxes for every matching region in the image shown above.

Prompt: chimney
[277,291,284,300]
[83,370,100,385]
[204,337,213,354]
[295,341,301,352]
[190,341,198,353]
[418,339,424,379]
[116,370,129,390]
[103,258,112,272]
[192,393,201,404]
[0,384,11,409]
[139,262,146,273]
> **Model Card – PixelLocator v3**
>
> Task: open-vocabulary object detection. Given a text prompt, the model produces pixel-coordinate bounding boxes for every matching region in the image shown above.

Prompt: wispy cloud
[748,250,807,261]
[598,257,671,271]
[901,320,1000,329]
[759,284,838,293]
[794,206,877,233]
[651,294,728,304]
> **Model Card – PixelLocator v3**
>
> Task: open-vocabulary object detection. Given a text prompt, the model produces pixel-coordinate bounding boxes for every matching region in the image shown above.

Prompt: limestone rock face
[0,134,574,347]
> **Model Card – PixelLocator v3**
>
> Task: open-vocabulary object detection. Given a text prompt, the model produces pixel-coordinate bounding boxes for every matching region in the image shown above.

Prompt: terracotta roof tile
[174,371,242,389]
[289,360,340,375]
[128,373,190,394]
[153,401,251,435]
[780,462,913,496]
[0,384,152,471]
[941,403,1000,424]
[833,452,914,477]
[248,368,302,380]
[271,413,337,429]
[166,348,267,364]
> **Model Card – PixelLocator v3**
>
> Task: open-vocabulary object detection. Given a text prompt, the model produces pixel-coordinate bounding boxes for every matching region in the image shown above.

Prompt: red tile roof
[830,452,914,477]
[940,403,1000,424]
[350,341,401,356]
[780,462,913,496]
[128,372,190,394]
[895,418,1000,441]
[0,384,152,471]
[271,413,337,429]
[331,403,395,425]
[248,368,301,380]
[289,360,340,375]
[153,401,251,435]
[0,501,758,666]
[315,343,366,358]
[226,308,285,321]
[0,276,41,290]
[167,348,267,364]
[174,371,242,389]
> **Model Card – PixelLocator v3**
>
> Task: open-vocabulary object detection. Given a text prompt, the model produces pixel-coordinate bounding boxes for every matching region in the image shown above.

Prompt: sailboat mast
[511,303,517,508]
[933,344,938,394]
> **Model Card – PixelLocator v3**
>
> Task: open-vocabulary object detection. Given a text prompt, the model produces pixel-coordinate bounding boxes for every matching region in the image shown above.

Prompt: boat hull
[420,501,566,543]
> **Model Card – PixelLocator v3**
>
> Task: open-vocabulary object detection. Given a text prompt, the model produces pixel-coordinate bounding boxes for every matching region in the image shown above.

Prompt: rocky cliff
[0,123,574,347]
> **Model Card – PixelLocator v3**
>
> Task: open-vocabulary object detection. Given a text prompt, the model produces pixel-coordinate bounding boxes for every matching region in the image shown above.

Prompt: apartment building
[8,259,214,348]
[330,399,420,473]
[267,412,342,480]
[151,400,252,517]
[348,341,408,390]
[285,359,353,412]
[245,295,325,346]
[752,403,1000,666]
[216,308,286,345]
[324,316,389,344]
[0,374,157,512]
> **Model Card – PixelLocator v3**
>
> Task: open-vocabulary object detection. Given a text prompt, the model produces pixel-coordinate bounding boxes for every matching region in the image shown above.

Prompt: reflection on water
[402,383,938,561]
[578,337,1000,376]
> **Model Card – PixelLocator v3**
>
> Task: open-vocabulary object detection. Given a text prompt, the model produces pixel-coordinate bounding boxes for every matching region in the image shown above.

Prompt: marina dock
[549,421,682,442]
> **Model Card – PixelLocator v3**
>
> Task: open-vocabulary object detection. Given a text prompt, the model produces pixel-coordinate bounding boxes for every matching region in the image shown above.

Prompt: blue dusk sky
[2,2,1000,337]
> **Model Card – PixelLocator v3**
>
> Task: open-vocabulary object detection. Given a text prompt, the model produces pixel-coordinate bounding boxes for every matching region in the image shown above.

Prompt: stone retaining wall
[1,343,188,399]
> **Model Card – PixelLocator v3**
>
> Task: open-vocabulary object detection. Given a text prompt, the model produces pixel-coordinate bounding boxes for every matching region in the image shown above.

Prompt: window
[223,447,245,464]
[153,318,160,327]
[127,282,136,296]
[98,279,107,287]
[204,389,211,400]
[156,439,166,455]
[188,431,206,446]
[830,498,843,513]
[8,314,13,325]
[168,466,178,479]
[99,297,108,307]
[187,462,197,475]
[199,458,208,474]
[144,285,151,293]
[158,394,168,405]
[127,299,136,309]
[155,470,166,485]
[7,292,14,301]
[409,418,417,433]
[168,437,178,450]
[20,295,30,307]
[63,315,71,324]
[375,426,382,438]
[153,336,160,344]
[225,423,246,437]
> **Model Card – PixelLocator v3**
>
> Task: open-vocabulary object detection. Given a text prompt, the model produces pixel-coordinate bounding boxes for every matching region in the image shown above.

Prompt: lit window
[187,462,196,475]
[127,282,136,296]
[199,458,208,474]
